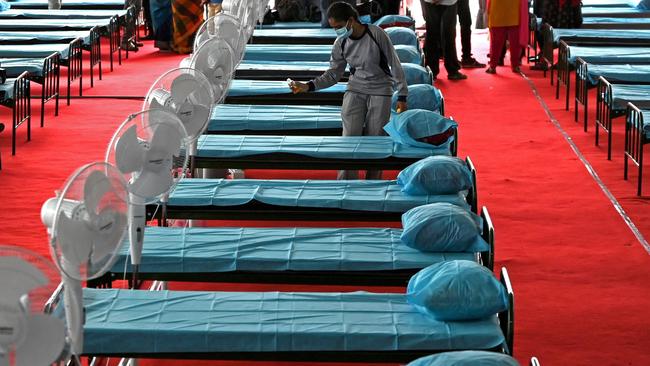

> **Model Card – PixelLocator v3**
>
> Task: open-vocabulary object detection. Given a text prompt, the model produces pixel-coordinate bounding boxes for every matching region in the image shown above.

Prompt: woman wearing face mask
[290,1,408,180]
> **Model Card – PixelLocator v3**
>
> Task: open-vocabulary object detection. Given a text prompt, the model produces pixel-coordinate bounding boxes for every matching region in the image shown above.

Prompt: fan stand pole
[128,195,146,289]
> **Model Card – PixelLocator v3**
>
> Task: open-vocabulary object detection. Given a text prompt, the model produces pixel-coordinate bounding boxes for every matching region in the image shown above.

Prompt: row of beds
[528,0,650,195]
[45,9,538,366]
[0,0,137,168]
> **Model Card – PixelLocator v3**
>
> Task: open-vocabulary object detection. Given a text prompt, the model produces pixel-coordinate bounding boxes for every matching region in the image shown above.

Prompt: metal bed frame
[624,103,650,196]
[595,76,650,160]
[0,71,31,160]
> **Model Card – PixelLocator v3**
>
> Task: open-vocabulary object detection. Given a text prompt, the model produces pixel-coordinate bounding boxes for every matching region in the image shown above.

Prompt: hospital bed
[243,44,421,63]
[624,103,650,195]
[0,71,30,165]
[99,206,493,287]
[189,133,457,172]
[6,0,126,9]
[148,157,477,223]
[225,79,345,105]
[595,77,650,160]
[49,267,513,363]
[574,59,650,130]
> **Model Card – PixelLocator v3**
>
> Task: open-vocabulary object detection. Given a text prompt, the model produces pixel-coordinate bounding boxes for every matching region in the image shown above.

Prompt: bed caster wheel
[229,169,246,179]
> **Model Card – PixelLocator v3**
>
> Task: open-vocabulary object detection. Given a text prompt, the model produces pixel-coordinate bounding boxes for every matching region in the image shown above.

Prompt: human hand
[396,101,408,113]
[288,79,309,94]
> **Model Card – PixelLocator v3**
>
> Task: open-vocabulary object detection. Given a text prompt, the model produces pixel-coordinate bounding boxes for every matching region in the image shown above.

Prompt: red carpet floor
[1,33,650,366]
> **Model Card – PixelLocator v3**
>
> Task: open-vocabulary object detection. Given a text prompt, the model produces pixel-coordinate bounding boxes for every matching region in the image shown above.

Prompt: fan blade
[83,170,112,215]
[179,103,210,138]
[129,169,174,199]
[15,314,66,366]
[57,212,93,273]
[149,95,165,111]
[0,257,47,307]
[170,74,200,104]
[114,125,145,175]
[150,122,183,157]
[90,209,127,264]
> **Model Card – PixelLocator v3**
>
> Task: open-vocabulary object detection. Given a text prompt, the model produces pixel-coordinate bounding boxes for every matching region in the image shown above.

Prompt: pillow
[374,14,415,29]
[406,260,509,321]
[397,156,473,195]
[401,203,489,252]
[402,63,433,86]
[392,84,443,113]
[383,109,456,149]
[637,0,650,10]
[395,45,422,65]
[385,27,419,49]
[408,351,520,366]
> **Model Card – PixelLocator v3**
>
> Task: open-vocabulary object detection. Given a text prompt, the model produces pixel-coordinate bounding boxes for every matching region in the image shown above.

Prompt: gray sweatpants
[338,91,392,180]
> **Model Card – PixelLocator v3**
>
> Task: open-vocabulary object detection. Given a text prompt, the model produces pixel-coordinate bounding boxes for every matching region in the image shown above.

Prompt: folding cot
[49,267,513,363]
[595,77,650,160]
[225,79,346,105]
[147,157,477,223]
[190,133,457,172]
[0,71,30,168]
[243,43,421,63]
[6,0,126,9]
[101,206,493,287]
[624,103,650,195]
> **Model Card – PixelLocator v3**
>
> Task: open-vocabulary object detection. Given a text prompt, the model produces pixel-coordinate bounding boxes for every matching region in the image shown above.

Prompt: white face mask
[335,20,353,40]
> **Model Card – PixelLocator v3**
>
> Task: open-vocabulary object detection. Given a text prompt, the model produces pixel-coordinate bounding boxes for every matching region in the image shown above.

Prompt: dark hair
[327,1,359,22]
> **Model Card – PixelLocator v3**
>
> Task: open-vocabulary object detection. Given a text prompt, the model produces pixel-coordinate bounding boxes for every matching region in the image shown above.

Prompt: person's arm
[291,40,347,93]
[374,27,408,109]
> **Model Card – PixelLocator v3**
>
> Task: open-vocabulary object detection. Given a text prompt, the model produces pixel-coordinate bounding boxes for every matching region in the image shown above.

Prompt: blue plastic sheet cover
[228,79,346,97]
[582,6,649,14]
[408,351,520,366]
[585,63,650,85]
[567,46,650,65]
[0,8,127,17]
[385,27,419,48]
[238,60,332,71]
[552,29,650,45]
[208,104,342,132]
[0,57,44,77]
[111,226,477,274]
[0,30,91,44]
[392,84,444,113]
[582,0,638,6]
[257,21,322,29]
[583,16,650,24]
[0,78,15,100]
[384,109,456,149]
[244,44,334,62]
[0,0,9,10]
[0,43,70,59]
[80,288,505,355]
[607,84,650,110]
[374,14,415,29]
[407,260,509,321]
[253,28,336,39]
[167,178,470,212]
[0,18,112,30]
[195,135,449,159]
[395,45,422,65]
[639,0,650,9]
[402,63,432,86]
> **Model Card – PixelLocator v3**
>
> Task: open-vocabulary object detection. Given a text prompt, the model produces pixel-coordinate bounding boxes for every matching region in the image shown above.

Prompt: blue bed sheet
[81,288,505,355]
[583,16,650,24]
[0,8,127,18]
[110,226,480,274]
[607,84,650,110]
[195,135,450,159]
[552,29,650,45]
[208,104,343,132]
[0,78,15,100]
[585,64,650,85]
[0,43,70,59]
[0,30,91,44]
[228,79,346,97]
[238,60,334,72]
[253,28,336,39]
[582,0,638,7]
[244,44,335,62]
[567,46,650,65]
[167,178,470,212]
[0,57,45,77]
[0,18,112,30]
[257,21,322,29]
[582,6,650,15]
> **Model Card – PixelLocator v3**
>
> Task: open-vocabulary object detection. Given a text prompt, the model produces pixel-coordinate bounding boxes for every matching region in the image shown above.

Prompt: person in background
[475,0,487,28]
[485,0,527,74]
[142,0,155,39]
[457,0,486,68]
[171,0,204,54]
[419,0,467,80]
[543,0,582,29]
[290,2,408,180]
[207,0,223,19]
[150,0,173,50]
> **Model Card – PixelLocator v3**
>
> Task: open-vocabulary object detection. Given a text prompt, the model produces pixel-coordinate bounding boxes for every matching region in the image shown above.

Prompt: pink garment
[489,26,522,69]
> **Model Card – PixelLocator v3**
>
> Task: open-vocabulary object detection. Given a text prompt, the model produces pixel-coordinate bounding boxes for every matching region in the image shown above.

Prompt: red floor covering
[2,34,650,366]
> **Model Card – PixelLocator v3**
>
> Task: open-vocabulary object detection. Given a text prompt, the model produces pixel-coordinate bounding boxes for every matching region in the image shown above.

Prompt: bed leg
[40,95,45,128]
[565,71,570,111]
[583,90,588,132]
[638,147,644,196]
[607,120,612,161]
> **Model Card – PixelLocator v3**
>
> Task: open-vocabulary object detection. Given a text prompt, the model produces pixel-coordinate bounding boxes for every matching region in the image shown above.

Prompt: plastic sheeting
[395,45,422,65]
[402,63,432,86]
[582,6,650,15]
[400,203,489,253]
[567,46,650,65]
[385,27,419,49]
[253,28,336,39]
[257,21,322,29]
[0,18,111,30]
[0,8,127,18]
[582,0,640,6]
[0,57,46,77]
[0,43,70,59]
[0,30,91,44]
[583,16,650,24]
[167,178,470,212]
[392,84,443,113]
[237,60,338,72]
[228,79,346,97]
[384,109,456,149]
[244,44,335,62]
[81,288,506,355]
[407,260,509,321]
[553,29,650,45]
[374,14,415,29]
[208,104,342,132]
[195,135,450,159]
[397,156,473,196]
[608,84,650,110]
[585,64,650,85]
[111,226,478,274]
[407,351,520,366]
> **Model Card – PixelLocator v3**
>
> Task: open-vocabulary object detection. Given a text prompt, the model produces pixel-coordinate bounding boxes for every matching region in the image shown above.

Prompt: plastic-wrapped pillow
[408,351,520,366]
[407,260,509,321]
[638,0,650,10]
[0,0,10,11]
[385,27,419,49]
[397,156,473,195]
[374,14,415,29]
[392,84,443,113]
[402,64,432,86]
[395,45,422,65]
[400,203,489,252]
[384,109,456,149]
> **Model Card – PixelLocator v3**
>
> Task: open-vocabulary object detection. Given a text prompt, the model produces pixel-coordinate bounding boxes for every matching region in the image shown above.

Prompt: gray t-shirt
[310,24,409,99]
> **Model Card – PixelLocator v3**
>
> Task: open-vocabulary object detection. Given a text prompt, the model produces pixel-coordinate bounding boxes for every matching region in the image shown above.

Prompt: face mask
[359,15,371,24]
[335,20,353,40]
